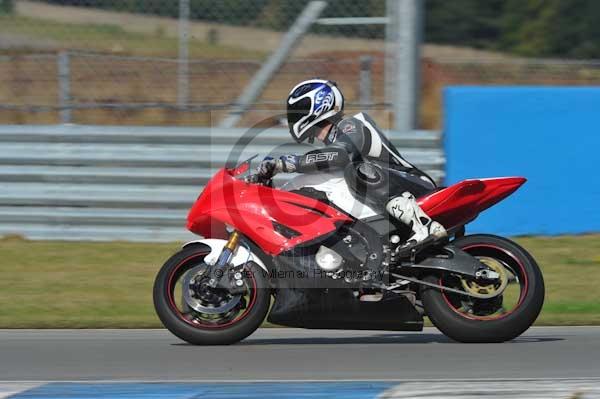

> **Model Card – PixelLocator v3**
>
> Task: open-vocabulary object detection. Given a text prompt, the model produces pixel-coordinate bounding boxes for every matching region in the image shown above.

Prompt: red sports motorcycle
[153,157,544,345]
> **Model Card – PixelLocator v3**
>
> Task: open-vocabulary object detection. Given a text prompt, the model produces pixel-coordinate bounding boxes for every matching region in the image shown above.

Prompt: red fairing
[187,168,352,255]
[418,177,526,230]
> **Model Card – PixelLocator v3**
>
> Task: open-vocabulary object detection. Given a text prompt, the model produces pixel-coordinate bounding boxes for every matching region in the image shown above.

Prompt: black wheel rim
[165,253,258,329]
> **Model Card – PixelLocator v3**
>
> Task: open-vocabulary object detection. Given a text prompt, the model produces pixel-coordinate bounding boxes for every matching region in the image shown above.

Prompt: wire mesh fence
[0,51,389,125]
[0,0,393,127]
[419,56,600,129]
[1,0,600,129]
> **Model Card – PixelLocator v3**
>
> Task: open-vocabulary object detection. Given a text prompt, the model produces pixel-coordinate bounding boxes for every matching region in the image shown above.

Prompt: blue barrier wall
[444,86,600,236]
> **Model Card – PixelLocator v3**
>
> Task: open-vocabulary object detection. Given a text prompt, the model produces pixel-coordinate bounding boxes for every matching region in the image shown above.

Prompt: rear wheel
[421,234,544,343]
[153,245,270,345]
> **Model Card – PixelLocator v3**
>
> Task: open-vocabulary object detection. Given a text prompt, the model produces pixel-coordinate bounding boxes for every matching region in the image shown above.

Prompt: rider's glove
[257,155,299,180]
[257,157,279,180]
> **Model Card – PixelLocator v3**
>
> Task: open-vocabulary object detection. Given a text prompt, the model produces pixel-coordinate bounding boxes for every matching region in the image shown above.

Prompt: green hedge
[0,0,14,13]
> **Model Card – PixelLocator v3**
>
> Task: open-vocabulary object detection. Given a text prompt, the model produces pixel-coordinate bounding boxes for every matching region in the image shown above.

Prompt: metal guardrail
[0,125,444,242]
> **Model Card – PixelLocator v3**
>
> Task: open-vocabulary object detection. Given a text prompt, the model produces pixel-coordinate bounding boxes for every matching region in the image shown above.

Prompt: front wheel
[153,245,271,345]
[422,234,544,343]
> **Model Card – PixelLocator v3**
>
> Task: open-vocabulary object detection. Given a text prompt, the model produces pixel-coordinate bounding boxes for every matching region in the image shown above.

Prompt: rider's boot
[386,192,447,253]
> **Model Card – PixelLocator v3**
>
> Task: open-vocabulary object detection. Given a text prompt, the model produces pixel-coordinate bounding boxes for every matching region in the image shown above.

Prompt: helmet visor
[287,97,312,141]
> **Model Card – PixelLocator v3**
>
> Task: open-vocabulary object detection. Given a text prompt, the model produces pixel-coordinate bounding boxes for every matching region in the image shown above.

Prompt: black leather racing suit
[279,112,436,209]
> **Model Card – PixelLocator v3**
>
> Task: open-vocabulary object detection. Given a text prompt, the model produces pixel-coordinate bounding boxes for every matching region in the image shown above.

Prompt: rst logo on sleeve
[305,152,338,164]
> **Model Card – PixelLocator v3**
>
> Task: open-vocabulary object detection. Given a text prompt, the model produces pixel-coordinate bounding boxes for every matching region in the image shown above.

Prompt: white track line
[0,383,41,399]
[379,380,600,399]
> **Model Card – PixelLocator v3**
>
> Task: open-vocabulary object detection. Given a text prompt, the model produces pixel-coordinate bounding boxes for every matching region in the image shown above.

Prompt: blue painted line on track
[10,382,396,399]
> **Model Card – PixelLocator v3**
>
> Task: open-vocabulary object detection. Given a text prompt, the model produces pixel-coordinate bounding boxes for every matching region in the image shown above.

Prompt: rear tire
[421,234,544,343]
[153,245,270,345]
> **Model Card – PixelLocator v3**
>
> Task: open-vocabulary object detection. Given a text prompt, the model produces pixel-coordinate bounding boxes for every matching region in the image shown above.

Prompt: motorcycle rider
[256,78,447,250]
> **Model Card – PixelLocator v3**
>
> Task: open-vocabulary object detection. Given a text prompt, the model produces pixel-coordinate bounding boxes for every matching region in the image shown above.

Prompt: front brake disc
[182,264,241,314]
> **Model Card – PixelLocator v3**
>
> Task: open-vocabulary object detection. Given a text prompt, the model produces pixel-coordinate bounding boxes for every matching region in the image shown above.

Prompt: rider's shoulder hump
[336,115,365,135]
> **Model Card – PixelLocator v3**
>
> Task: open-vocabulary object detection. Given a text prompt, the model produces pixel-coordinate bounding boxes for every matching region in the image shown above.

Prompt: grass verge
[0,234,598,328]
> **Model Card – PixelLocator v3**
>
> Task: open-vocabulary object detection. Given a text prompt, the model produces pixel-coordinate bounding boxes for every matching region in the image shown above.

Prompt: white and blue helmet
[286,79,344,143]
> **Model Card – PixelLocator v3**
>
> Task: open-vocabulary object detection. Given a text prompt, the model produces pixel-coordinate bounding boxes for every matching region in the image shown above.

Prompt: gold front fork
[208,230,241,288]
[216,230,240,266]
[224,230,241,252]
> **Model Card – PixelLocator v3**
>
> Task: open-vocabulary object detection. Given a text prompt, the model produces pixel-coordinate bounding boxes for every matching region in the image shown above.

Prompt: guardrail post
[359,55,373,107]
[57,51,71,124]
[391,0,423,131]
[178,0,190,108]
[385,0,396,104]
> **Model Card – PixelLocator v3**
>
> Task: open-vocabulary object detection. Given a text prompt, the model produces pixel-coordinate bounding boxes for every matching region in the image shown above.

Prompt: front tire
[422,234,544,343]
[153,245,270,345]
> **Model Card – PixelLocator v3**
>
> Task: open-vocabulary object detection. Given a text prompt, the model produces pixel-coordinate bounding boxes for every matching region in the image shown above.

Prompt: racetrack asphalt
[0,327,598,381]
